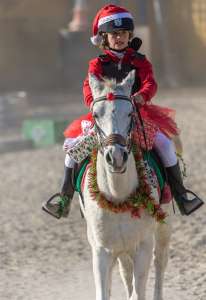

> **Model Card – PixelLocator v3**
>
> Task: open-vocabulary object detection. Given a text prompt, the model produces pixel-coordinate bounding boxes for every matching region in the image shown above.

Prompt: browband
[93,95,131,104]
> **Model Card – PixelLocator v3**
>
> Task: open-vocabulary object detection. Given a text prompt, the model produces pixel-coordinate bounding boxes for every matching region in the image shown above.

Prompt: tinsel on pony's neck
[96,150,138,203]
[88,145,167,223]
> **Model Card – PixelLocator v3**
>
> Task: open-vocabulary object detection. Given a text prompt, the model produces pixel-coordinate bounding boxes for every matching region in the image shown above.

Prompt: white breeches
[64,131,177,168]
[153,131,177,167]
[65,153,76,168]
[64,138,80,168]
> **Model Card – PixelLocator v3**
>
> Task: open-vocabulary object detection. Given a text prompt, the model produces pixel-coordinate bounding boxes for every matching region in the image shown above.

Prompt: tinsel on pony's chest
[86,146,167,223]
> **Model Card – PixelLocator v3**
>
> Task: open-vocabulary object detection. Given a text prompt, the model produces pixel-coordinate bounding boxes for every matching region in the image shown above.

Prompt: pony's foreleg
[133,237,153,300]
[153,221,172,300]
[92,246,114,300]
[118,254,134,299]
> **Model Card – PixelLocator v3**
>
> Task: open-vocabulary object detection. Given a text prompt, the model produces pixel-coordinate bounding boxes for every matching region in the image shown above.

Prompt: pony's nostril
[106,152,113,165]
[123,151,128,163]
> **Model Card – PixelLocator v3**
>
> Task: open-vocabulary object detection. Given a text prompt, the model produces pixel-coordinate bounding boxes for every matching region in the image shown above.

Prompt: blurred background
[0,0,206,148]
[1,2,206,299]
[1,0,206,90]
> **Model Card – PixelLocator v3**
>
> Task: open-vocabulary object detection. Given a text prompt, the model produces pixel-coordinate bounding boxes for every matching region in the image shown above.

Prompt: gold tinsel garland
[88,144,167,223]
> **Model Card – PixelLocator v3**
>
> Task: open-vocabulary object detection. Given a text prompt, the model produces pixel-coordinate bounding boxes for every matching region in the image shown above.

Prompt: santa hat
[91,5,134,46]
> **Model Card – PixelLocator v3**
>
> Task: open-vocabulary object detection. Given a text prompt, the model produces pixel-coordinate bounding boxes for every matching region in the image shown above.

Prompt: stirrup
[42,193,70,219]
[183,189,204,216]
[176,189,204,216]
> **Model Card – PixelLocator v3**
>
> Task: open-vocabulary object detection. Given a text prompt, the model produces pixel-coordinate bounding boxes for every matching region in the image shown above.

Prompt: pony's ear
[119,70,136,96]
[89,73,104,98]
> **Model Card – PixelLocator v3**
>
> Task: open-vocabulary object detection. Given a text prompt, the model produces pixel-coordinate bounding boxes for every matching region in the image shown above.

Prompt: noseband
[103,133,127,147]
[92,95,135,153]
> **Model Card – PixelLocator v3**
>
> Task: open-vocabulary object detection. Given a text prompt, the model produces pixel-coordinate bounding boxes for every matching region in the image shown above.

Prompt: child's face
[107,30,130,50]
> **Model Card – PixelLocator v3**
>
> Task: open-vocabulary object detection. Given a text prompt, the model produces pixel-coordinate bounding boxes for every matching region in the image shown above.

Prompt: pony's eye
[128,112,132,117]
[93,113,99,119]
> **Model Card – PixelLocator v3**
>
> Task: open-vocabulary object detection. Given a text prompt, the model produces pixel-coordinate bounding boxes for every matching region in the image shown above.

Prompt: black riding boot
[166,163,204,215]
[60,166,75,217]
[42,167,75,219]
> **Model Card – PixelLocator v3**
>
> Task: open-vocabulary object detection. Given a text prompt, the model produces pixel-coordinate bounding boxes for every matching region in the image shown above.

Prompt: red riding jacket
[83,47,157,107]
[65,48,178,141]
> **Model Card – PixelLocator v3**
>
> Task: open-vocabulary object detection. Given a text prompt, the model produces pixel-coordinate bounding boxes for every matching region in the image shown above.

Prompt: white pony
[80,70,172,300]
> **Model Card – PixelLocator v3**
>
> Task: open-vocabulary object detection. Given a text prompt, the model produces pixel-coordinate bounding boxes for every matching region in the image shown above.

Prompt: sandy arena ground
[0,88,206,300]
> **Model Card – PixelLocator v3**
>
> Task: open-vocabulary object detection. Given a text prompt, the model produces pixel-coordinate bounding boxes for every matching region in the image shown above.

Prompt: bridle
[91,95,135,153]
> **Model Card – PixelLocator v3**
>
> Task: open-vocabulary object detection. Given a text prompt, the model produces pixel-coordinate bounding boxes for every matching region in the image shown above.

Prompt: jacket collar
[103,47,136,63]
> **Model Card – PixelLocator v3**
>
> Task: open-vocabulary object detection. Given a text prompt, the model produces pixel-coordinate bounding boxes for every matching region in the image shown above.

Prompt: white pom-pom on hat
[90,34,103,46]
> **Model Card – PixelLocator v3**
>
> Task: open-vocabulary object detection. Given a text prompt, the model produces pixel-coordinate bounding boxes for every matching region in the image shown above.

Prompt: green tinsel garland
[88,144,167,223]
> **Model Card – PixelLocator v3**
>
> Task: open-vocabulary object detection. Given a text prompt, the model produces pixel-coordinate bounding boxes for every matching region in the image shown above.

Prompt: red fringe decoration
[140,104,180,138]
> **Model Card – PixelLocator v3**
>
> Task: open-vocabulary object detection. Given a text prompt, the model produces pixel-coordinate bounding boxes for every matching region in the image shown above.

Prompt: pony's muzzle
[105,145,128,172]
